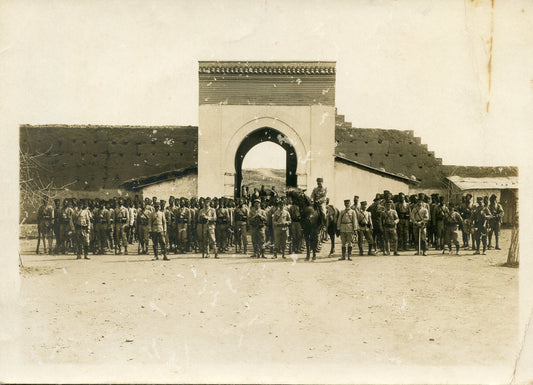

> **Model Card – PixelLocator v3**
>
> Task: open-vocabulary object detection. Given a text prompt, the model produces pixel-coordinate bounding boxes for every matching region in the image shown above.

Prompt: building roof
[120,167,197,191]
[446,176,518,190]
[334,155,419,185]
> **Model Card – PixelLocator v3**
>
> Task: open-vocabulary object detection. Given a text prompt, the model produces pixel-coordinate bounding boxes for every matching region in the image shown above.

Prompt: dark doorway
[235,127,297,197]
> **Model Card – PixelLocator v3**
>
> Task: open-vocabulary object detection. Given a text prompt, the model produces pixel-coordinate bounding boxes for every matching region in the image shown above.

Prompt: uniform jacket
[150,210,167,233]
[381,209,399,227]
[311,186,327,204]
[272,207,291,229]
[249,207,267,228]
[411,205,429,227]
[337,208,358,233]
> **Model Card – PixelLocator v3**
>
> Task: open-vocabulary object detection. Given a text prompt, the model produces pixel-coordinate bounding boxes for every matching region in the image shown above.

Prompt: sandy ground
[8,230,521,382]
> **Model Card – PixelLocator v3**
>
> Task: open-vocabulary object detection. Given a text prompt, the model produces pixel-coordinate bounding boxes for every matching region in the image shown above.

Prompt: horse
[326,202,339,256]
[287,188,323,261]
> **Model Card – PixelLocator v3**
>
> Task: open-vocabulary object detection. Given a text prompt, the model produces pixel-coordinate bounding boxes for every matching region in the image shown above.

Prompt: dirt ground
[8,229,520,382]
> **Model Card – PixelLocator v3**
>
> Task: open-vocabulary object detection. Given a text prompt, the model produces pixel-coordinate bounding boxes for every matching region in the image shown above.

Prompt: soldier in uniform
[411,196,429,256]
[150,202,168,261]
[234,198,249,254]
[311,177,328,231]
[381,200,400,256]
[434,196,448,250]
[115,198,130,255]
[197,197,218,258]
[487,194,504,250]
[337,199,357,261]
[351,195,360,211]
[287,197,303,254]
[368,194,384,253]
[215,198,230,253]
[249,198,267,258]
[137,201,151,254]
[58,198,74,254]
[395,193,410,251]
[175,198,192,254]
[356,201,375,256]
[460,194,474,249]
[36,197,55,254]
[52,198,61,254]
[443,202,463,254]
[72,200,92,260]
[472,196,491,255]
[272,198,291,259]
[188,198,199,252]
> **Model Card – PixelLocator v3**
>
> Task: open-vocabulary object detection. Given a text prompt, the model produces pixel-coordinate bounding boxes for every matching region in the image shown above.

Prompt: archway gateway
[235,127,297,197]
[198,61,337,200]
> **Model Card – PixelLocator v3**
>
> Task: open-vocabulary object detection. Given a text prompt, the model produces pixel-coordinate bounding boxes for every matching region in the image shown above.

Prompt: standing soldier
[53,198,61,254]
[368,194,384,253]
[176,198,192,254]
[381,200,400,256]
[36,196,55,254]
[351,195,360,211]
[166,196,176,252]
[107,199,116,253]
[234,198,249,254]
[92,200,104,254]
[443,203,463,255]
[435,196,448,250]
[460,194,474,249]
[287,197,303,254]
[356,201,375,256]
[395,193,410,251]
[72,200,92,260]
[188,198,199,253]
[215,199,230,253]
[127,198,137,246]
[58,198,74,254]
[472,197,491,255]
[150,202,169,261]
[487,194,504,250]
[249,198,267,259]
[411,196,429,256]
[197,197,218,258]
[136,201,151,255]
[115,198,130,255]
[336,199,358,261]
[271,198,291,259]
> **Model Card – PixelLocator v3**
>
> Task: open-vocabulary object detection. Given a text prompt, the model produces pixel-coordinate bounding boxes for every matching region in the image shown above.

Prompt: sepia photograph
[1,0,532,383]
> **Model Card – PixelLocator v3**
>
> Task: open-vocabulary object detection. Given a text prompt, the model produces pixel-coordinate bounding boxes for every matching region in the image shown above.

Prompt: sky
[1,0,532,170]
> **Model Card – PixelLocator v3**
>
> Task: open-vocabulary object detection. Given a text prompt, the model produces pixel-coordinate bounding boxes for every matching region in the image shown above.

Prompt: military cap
[344,199,351,204]
[374,193,381,201]
[398,192,405,197]
[205,197,211,201]
[317,177,323,182]
[476,196,483,202]
[490,194,497,200]
[353,195,359,199]
[360,201,367,205]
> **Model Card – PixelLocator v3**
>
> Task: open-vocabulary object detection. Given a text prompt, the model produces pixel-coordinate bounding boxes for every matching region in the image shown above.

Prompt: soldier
[429,194,439,248]
[287,196,303,254]
[234,198,249,254]
[351,195,360,211]
[166,196,176,252]
[115,198,130,255]
[249,198,267,259]
[395,193,410,251]
[411,196,429,256]
[356,201,375,256]
[52,198,61,253]
[150,202,168,261]
[215,198,230,253]
[472,197,491,255]
[36,196,55,254]
[272,198,291,259]
[197,197,218,258]
[443,202,463,255]
[107,199,116,253]
[487,194,504,250]
[137,201,151,254]
[336,199,358,261]
[58,198,74,254]
[92,200,104,254]
[127,198,137,246]
[460,194,474,249]
[175,198,192,254]
[311,177,328,231]
[188,198,199,252]
[72,200,92,260]
[368,194,384,253]
[381,200,400,256]
[434,196,448,250]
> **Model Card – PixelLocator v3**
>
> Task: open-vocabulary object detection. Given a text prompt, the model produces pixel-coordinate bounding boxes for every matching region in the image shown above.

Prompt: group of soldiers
[34,178,505,262]
[335,189,504,260]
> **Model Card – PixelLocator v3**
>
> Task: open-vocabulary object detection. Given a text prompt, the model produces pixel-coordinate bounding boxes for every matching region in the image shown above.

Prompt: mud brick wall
[335,114,445,187]
[20,125,198,191]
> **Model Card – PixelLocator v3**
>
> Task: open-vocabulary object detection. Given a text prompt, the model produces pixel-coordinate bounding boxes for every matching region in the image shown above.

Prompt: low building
[445,176,518,225]
[334,155,419,207]
[120,167,197,200]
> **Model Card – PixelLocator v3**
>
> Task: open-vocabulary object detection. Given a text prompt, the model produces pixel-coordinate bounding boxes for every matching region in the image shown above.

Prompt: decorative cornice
[199,61,336,75]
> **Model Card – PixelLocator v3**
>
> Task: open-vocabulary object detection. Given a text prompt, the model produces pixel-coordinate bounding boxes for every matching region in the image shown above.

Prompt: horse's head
[286,187,312,208]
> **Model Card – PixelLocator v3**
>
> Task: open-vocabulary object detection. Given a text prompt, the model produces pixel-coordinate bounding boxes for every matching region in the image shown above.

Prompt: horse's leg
[329,227,335,255]
[36,227,41,254]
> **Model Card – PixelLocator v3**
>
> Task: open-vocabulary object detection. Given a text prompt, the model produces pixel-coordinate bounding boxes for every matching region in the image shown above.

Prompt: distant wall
[20,125,198,191]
